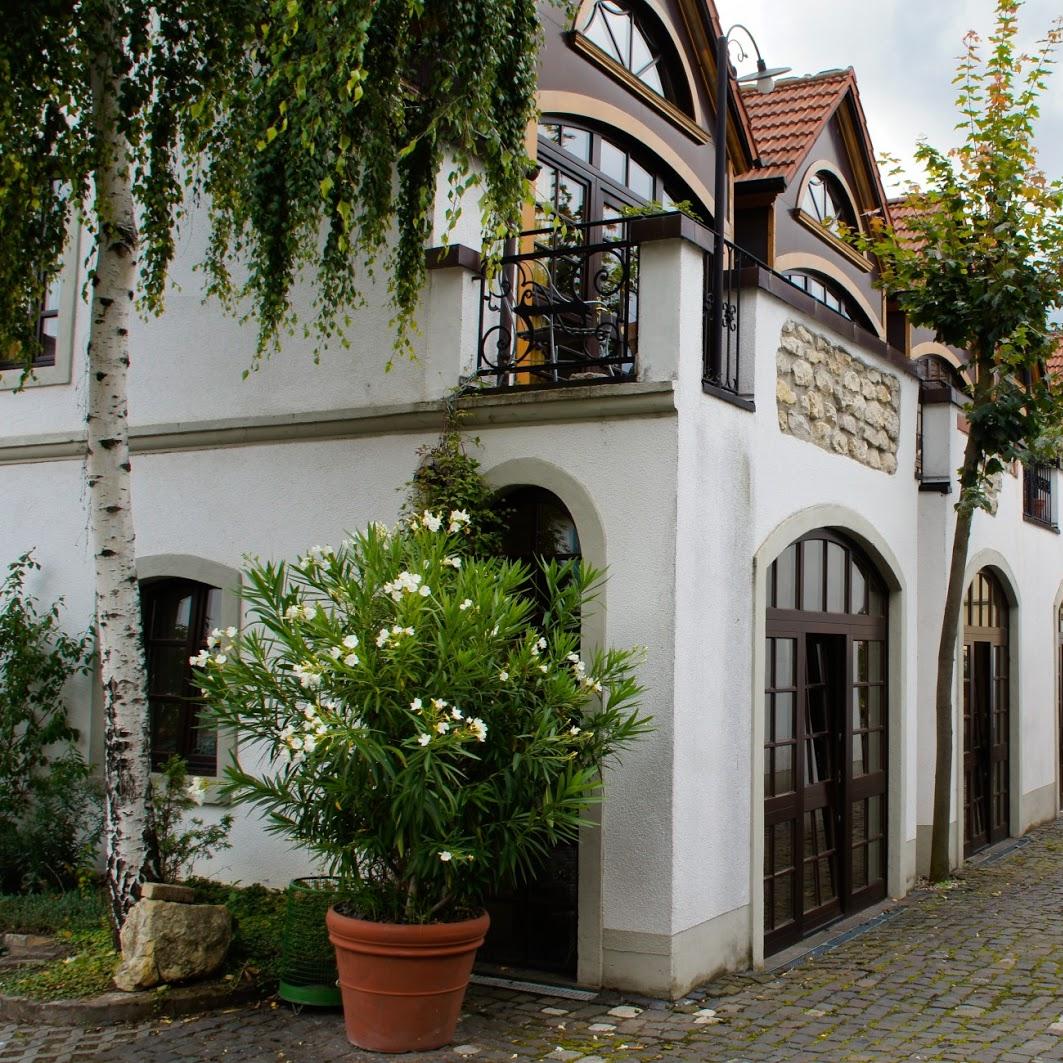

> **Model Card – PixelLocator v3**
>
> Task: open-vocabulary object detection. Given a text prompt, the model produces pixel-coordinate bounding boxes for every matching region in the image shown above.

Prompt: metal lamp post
[709,25,789,389]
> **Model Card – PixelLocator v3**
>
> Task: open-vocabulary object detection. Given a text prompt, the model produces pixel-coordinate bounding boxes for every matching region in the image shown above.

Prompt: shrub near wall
[0,552,97,892]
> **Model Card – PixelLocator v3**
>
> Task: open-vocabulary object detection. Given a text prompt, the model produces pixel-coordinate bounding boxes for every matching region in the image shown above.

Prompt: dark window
[537,120,685,217]
[1022,461,1056,529]
[801,173,856,237]
[784,271,852,321]
[0,275,60,371]
[579,0,681,104]
[140,579,222,776]
[915,354,967,392]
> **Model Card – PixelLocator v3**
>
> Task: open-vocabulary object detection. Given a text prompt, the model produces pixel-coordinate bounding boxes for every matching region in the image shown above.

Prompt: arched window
[801,172,857,237]
[537,119,688,221]
[962,570,1010,855]
[764,532,888,953]
[579,1,678,102]
[140,578,221,775]
[784,271,852,321]
[915,353,967,392]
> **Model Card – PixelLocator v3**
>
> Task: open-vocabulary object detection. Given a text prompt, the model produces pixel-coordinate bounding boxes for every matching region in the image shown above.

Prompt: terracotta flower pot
[326,906,490,1053]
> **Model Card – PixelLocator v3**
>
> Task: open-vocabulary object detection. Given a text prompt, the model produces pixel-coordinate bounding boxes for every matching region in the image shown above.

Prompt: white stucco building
[2,0,1061,999]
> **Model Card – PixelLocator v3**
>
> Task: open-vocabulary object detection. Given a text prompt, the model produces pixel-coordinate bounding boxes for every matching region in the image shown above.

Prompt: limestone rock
[792,359,813,388]
[141,882,195,904]
[788,412,812,441]
[114,899,231,992]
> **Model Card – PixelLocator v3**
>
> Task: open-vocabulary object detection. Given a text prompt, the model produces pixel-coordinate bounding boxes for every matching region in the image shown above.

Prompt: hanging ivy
[0,0,545,369]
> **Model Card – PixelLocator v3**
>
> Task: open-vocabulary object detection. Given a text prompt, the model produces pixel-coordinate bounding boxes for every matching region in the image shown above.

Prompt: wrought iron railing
[703,236,756,399]
[1023,461,1056,528]
[475,217,639,387]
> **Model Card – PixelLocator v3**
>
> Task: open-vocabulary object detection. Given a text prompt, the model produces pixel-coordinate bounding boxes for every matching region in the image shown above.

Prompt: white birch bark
[88,28,156,936]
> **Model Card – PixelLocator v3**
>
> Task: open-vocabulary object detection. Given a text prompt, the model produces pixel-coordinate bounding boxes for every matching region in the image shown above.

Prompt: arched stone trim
[570,0,704,125]
[750,504,909,967]
[795,160,866,236]
[482,457,606,988]
[136,554,242,797]
[773,252,886,339]
[957,551,1021,857]
[536,90,716,221]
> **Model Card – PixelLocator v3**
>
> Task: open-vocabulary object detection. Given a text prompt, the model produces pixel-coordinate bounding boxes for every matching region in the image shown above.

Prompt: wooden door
[962,571,1009,857]
[764,534,888,955]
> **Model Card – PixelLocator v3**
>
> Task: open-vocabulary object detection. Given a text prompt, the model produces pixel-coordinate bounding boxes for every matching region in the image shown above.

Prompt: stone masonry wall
[776,319,900,474]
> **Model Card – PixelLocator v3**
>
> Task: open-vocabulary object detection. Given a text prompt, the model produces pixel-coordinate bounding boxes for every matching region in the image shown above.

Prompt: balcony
[474,217,639,388]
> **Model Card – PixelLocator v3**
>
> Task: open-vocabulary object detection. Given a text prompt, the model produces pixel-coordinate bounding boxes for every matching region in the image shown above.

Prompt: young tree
[0,0,540,933]
[858,0,1063,881]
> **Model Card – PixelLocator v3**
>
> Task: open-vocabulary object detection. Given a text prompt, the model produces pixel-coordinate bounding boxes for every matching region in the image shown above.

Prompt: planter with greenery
[195,512,649,1051]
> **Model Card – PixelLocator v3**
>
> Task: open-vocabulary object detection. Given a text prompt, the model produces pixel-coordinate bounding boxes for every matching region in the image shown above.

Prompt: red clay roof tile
[738,68,853,182]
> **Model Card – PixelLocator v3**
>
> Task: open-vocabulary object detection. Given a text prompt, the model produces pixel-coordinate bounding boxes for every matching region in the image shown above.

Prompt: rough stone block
[862,377,879,399]
[792,359,814,387]
[114,899,231,992]
[141,883,195,904]
[831,430,850,455]
[776,378,798,406]
[811,421,832,447]
[788,412,812,441]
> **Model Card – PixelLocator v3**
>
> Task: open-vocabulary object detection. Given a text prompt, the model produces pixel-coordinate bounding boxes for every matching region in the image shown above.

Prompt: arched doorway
[963,570,1010,856]
[478,486,582,977]
[763,531,888,954]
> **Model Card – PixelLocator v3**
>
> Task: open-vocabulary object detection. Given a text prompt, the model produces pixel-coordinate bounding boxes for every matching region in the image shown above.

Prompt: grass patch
[0,881,287,1002]
[0,927,116,1002]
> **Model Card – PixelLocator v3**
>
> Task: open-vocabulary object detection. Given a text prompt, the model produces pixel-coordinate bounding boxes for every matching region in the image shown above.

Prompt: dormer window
[580,1,672,100]
[801,173,856,237]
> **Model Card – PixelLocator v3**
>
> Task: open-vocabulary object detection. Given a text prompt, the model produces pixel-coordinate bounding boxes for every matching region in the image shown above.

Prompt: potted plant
[194,511,649,1052]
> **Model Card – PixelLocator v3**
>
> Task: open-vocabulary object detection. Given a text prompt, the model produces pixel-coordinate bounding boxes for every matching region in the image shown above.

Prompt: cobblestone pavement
[7,818,1063,1062]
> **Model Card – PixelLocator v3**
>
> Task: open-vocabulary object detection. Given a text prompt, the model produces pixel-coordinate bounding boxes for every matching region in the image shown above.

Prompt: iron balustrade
[703,237,756,400]
[475,217,639,387]
[1023,461,1057,529]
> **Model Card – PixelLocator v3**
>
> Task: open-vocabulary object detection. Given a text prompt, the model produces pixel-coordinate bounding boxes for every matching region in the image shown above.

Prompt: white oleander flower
[214,653,227,665]
[189,649,210,667]
[376,628,390,648]
[418,584,432,597]
[431,698,447,710]
[448,509,470,532]
[410,697,423,712]
[225,626,238,638]
[206,632,220,649]
[536,637,548,650]
[435,721,450,734]
[459,598,473,611]
[439,850,453,862]
[328,646,343,660]
[342,634,359,649]
[450,707,464,720]
[569,726,581,736]
[468,717,488,742]
[343,652,360,667]
[421,511,443,533]
[417,733,431,747]
[538,663,548,673]
[499,670,509,682]
[443,556,462,569]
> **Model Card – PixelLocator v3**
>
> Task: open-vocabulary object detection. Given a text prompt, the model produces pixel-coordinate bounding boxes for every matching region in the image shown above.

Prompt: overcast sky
[717,0,1063,195]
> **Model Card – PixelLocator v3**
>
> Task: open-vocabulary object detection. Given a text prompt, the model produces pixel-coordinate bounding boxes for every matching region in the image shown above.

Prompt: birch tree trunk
[88,28,157,938]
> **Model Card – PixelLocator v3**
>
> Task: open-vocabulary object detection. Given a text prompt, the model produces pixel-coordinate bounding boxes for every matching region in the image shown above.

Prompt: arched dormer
[576,1,693,114]
[792,162,874,272]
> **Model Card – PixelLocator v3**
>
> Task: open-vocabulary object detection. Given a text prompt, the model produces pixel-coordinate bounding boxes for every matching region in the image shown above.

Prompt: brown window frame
[140,577,221,777]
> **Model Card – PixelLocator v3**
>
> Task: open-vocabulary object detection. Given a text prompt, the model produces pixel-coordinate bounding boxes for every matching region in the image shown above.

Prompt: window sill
[1022,513,1059,533]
